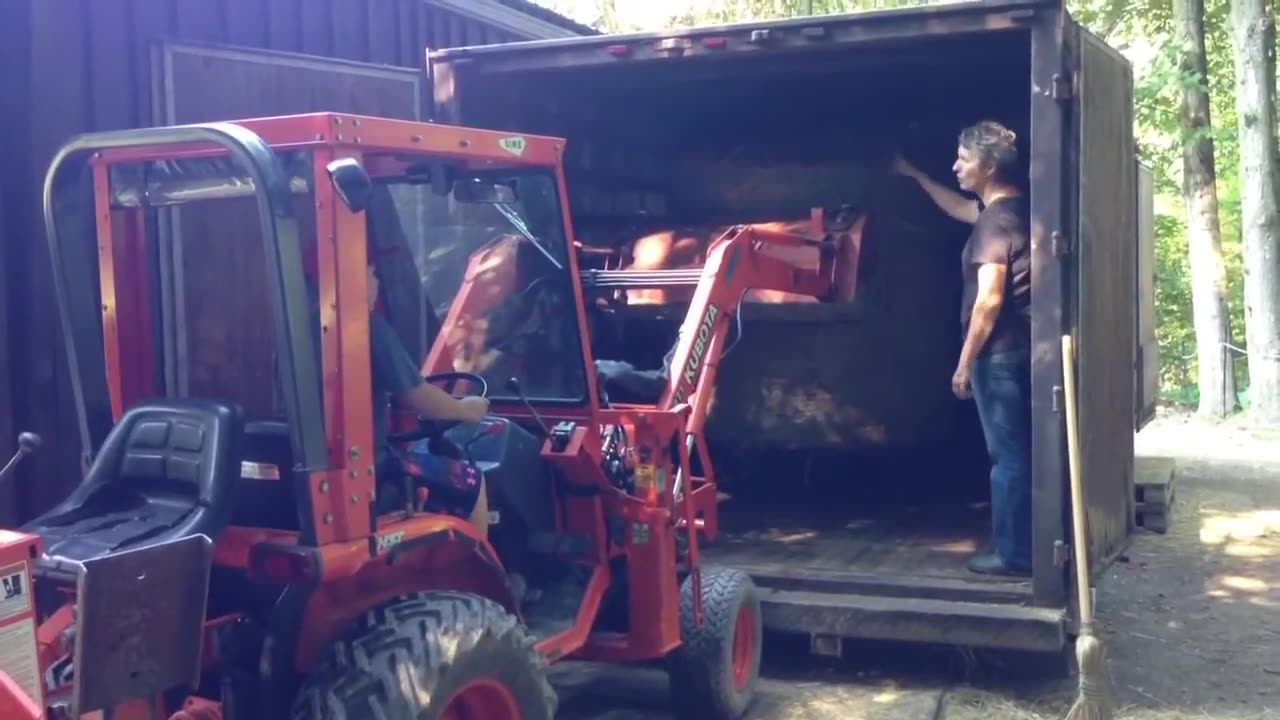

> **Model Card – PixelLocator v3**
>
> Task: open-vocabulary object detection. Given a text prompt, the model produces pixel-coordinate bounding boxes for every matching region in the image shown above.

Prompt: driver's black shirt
[369,312,426,464]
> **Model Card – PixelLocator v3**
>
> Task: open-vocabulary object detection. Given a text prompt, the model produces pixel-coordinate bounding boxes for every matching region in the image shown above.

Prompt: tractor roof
[95,112,567,168]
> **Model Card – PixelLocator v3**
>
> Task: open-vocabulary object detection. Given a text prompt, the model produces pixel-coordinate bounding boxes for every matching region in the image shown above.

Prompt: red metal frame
[0,531,42,719]
[94,167,157,417]
[577,221,844,647]
[91,113,572,548]
[22,114,603,718]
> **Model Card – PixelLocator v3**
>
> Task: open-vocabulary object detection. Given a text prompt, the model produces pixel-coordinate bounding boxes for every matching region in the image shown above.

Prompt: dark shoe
[967,552,1031,577]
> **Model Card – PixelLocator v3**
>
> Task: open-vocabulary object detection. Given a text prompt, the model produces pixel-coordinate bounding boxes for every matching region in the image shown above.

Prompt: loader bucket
[585,197,990,491]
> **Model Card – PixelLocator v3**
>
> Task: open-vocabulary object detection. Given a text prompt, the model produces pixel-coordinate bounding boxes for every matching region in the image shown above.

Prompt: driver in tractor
[288,240,494,538]
[363,257,493,535]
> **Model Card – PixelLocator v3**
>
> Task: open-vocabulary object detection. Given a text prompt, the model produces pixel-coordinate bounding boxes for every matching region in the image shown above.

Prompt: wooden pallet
[1135,456,1176,533]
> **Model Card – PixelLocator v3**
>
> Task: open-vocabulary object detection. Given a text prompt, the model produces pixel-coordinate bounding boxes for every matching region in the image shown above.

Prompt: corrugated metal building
[0,0,594,524]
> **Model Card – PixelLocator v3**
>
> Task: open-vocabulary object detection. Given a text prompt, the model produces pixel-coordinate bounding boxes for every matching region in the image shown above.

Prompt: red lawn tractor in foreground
[0,113,847,719]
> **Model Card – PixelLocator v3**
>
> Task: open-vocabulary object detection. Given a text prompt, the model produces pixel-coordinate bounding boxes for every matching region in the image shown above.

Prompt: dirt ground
[558,410,1280,720]
[948,408,1280,720]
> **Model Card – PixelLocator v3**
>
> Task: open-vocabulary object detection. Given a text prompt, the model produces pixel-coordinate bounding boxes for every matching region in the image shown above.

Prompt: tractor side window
[377,171,589,404]
[109,152,319,422]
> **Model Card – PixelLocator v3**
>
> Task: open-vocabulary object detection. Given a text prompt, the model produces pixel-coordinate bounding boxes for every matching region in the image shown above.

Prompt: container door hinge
[1054,540,1071,567]
[1051,230,1070,257]
[1052,73,1073,101]
[1052,385,1064,413]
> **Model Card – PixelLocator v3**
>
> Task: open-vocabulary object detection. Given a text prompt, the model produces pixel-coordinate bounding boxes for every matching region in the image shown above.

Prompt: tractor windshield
[372,169,589,405]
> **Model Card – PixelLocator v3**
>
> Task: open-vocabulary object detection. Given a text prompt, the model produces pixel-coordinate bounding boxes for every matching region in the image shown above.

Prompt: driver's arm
[370,313,489,423]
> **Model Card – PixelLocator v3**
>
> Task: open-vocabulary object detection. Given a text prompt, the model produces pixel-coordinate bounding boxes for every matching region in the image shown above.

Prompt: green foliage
[1065,0,1251,408]
[539,0,940,33]
[660,0,926,28]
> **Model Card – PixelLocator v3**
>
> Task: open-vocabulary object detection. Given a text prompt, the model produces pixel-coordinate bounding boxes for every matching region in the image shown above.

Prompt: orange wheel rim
[731,604,755,691]
[441,677,521,720]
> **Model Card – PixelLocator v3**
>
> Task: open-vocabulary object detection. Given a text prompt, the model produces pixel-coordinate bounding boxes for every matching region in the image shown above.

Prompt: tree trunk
[1174,0,1238,417]
[1231,0,1280,425]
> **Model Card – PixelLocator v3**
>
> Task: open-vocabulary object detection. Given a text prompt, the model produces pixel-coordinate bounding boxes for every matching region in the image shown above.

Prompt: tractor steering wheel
[387,371,489,443]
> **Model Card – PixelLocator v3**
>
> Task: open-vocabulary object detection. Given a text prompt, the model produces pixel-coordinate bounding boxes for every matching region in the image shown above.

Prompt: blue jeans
[970,349,1033,570]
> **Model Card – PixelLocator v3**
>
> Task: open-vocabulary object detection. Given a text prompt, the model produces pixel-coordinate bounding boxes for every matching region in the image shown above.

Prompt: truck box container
[429,0,1157,653]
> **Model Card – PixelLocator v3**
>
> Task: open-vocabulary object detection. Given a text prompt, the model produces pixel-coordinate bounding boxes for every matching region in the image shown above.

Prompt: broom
[1060,334,1115,720]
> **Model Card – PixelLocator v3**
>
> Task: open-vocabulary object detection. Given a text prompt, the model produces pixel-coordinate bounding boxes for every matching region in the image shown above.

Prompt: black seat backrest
[109,400,245,512]
[232,419,301,530]
[121,417,215,500]
[16,399,244,579]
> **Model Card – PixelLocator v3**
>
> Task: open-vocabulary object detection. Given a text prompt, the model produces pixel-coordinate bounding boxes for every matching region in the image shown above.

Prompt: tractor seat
[594,359,667,405]
[22,398,245,581]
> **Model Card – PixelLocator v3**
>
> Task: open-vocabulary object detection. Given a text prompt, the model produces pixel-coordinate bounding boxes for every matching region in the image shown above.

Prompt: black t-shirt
[369,312,427,463]
[960,195,1031,356]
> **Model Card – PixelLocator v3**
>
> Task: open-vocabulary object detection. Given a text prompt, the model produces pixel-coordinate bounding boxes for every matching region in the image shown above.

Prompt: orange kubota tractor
[0,113,846,720]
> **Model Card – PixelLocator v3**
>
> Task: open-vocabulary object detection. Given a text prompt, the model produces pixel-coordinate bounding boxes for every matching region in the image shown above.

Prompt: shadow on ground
[554,629,1071,720]
[950,415,1280,720]
[556,414,1279,720]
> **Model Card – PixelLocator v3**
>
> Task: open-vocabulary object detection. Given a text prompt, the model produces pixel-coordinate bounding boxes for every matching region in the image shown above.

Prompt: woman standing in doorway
[894,121,1033,577]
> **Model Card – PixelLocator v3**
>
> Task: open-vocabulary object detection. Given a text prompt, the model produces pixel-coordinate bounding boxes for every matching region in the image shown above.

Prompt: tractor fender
[291,521,517,672]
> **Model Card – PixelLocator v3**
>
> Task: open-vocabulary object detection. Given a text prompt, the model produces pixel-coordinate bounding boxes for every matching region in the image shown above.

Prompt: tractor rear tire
[667,567,763,720]
[291,591,556,720]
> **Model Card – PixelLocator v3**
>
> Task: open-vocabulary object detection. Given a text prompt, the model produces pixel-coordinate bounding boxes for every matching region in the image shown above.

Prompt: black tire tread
[668,567,761,720]
[291,591,556,720]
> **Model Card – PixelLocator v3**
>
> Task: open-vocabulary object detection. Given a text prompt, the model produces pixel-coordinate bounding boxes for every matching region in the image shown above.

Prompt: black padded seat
[22,398,245,579]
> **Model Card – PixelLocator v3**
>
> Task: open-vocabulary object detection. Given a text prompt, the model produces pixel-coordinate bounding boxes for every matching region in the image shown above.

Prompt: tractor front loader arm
[581,218,847,628]
[654,222,841,419]
[582,215,847,466]
[579,217,845,422]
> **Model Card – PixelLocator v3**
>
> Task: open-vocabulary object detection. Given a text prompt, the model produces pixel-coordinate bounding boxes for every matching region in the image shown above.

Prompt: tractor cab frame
[3,114,784,720]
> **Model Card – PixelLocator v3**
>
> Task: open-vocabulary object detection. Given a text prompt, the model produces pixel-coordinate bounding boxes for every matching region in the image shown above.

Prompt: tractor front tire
[667,567,763,720]
[291,591,556,720]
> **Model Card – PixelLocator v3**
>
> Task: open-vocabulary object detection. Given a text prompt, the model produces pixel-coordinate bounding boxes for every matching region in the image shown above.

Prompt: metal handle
[0,432,42,486]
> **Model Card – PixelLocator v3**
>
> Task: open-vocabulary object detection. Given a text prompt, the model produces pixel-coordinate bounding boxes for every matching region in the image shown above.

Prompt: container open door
[1073,27,1139,568]
[1135,162,1159,430]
